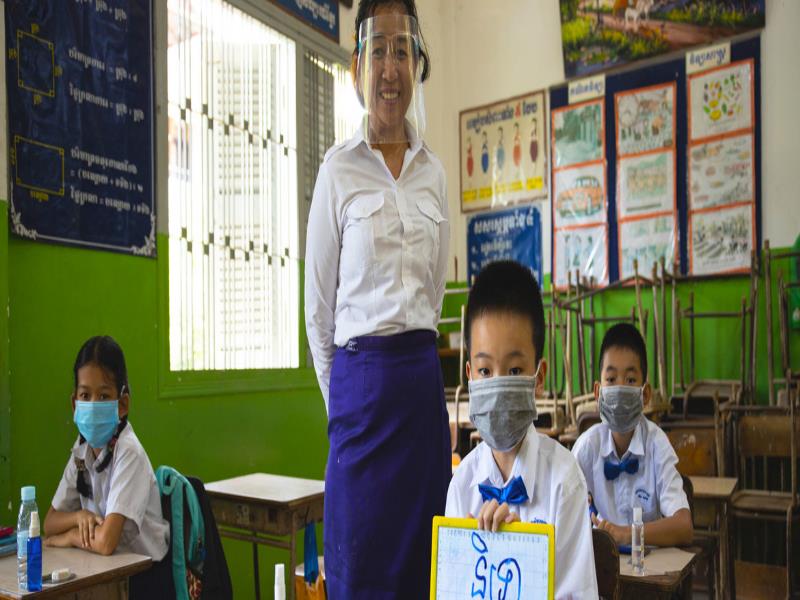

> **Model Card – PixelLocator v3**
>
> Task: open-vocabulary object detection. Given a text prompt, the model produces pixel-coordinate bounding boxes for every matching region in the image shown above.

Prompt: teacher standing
[304,1,450,597]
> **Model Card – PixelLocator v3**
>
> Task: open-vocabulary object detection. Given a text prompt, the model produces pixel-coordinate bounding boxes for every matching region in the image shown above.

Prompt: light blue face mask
[74,400,120,448]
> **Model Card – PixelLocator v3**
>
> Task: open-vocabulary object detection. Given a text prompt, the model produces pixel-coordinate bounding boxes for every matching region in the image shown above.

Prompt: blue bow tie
[604,456,639,481]
[478,475,530,505]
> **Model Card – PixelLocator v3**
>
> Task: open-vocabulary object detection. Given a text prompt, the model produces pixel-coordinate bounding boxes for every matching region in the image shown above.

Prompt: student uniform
[52,423,169,560]
[446,424,599,599]
[572,416,690,526]
[304,125,451,598]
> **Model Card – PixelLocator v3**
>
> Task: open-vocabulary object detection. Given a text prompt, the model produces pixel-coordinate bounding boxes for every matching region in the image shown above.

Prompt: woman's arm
[304,163,340,408]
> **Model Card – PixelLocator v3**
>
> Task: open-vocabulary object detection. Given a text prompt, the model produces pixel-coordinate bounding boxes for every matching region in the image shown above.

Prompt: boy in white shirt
[446,261,598,599]
[572,323,692,546]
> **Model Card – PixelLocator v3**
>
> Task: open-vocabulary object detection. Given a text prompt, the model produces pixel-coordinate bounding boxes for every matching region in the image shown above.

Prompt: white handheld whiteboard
[430,516,555,600]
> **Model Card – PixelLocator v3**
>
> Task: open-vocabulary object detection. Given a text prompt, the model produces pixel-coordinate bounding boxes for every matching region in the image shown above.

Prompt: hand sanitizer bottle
[26,511,42,592]
[631,506,645,576]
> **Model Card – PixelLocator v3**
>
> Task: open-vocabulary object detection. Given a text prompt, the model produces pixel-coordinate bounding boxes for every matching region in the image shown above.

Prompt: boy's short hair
[599,323,648,380]
[465,260,545,361]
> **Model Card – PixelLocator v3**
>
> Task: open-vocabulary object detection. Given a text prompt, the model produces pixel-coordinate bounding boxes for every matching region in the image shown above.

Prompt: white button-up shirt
[304,126,449,406]
[52,424,170,560]
[572,417,689,526]
[446,425,599,599]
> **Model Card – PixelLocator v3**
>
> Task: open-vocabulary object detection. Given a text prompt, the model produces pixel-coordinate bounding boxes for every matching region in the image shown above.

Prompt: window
[167,0,359,374]
[168,0,298,371]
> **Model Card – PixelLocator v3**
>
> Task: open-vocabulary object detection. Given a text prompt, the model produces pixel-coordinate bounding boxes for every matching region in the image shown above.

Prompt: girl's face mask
[74,400,120,448]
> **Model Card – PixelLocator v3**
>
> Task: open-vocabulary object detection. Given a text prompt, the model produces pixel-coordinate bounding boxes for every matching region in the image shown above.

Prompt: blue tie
[604,456,639,481]
[478,475,529,505]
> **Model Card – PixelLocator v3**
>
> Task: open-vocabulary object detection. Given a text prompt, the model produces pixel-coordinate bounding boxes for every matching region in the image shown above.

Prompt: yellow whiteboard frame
[430,516,555,599]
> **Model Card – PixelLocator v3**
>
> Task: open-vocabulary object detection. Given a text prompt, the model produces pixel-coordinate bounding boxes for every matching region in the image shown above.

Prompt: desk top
[206,473,325,508]
[619,547,697,590]
[0,547,150,599]
[689,476,738,500]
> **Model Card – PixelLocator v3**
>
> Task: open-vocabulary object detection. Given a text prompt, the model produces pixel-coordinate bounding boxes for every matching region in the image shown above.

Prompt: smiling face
[358,5,417,139]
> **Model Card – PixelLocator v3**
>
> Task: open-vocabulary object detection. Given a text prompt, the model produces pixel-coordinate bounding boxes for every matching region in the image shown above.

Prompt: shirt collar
[470,424,538,502]
[346,121,427,158]
[601,417,647,460]
[69,424,131,470]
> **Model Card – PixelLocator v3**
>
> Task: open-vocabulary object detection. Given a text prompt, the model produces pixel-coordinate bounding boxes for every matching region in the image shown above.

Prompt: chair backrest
[577,410,601,436]
[187,477,233,600]
[666,427,718,476]
[592,528,619,600]
[681,474,695,520]
[736,408,798,503]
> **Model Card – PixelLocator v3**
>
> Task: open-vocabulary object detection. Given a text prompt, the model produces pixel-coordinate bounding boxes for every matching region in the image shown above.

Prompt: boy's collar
[471,425,538,502]
[601,417,646,460]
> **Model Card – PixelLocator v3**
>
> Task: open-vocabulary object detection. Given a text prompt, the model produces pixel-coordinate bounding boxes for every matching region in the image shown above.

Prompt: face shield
[356,14,426,144]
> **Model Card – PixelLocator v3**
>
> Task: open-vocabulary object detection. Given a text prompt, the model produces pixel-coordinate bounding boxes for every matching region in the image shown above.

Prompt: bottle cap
[29,511,40,538]
[21,486,35,502]
[633,506,642,522]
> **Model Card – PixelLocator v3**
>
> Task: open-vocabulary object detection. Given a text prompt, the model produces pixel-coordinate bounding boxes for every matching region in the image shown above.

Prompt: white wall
[341,0,800,281]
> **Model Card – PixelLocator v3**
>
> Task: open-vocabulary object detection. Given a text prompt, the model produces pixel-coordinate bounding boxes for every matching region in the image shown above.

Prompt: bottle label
[17,531,28,559]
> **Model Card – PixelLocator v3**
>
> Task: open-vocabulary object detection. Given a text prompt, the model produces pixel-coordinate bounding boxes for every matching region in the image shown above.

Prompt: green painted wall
[3,231,328,598]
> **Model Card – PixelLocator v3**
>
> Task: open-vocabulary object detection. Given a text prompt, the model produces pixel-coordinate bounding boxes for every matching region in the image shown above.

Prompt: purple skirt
[324,330,451,599]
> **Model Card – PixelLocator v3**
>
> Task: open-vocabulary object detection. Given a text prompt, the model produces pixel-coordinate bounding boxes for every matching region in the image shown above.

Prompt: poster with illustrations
[617,151,675,218]
[616,83,675,156]
[553,162,607,228]
[554,224,608,288]
[459,90,548,212]
[618,215,676,280]
[689,59,754,141]
[689,133,754,210]
[690,203,754,275]
[558,0,764,79]
[552,99,604,168]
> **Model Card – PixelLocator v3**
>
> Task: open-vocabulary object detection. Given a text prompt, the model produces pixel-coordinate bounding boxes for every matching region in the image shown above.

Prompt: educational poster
[459,90,548,213]
[688,59,754,141]
[553,162,606,228]
[619,215,676,280]
[552,100,604,168]
[689,133,754,210]
[616,83,675,156]
[467,205,542,288]
[558,0,765,78]
[617,151,675,218]
[690,203,754,275]
[5,1,155,256]
[554,224,608,288]
[614,81,677,277]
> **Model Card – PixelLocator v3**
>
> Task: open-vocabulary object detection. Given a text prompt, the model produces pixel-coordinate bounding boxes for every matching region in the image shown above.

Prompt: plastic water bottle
[274,563,286,600]
[26,511,42,592]
[17,486,39,590]
[631,506,645,576]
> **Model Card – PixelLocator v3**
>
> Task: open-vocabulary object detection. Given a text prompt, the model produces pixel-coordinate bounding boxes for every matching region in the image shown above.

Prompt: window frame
[154,0,351,398]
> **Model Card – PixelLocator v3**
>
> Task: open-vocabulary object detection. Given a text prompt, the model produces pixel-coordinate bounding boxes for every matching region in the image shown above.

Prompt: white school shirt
[446,425,599,600]
[304,125,449,407]
[52,423,169,561]
[571,416,689,527]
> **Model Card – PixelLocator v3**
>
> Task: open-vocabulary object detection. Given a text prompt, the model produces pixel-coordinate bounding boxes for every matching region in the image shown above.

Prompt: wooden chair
[680,474,718,598]
[729,391,800,599]
[593,527,620,600]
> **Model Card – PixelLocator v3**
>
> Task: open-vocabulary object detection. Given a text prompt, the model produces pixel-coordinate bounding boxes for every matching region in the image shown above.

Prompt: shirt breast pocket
[341,193,385,277]
[634,487,658,521]
[414,197,446,266]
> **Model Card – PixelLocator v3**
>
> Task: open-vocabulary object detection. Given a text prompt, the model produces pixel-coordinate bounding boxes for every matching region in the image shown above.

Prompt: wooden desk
[619,546,698,599]
[0,548,150,599]
[689,476,738,600]
[206,473,324,600]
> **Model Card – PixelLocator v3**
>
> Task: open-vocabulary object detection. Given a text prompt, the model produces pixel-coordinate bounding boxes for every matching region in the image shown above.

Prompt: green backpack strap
[156,465,206,600]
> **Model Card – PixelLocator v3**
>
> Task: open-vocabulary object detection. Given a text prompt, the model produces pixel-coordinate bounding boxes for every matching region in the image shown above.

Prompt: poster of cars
[459,90,548,212]
[553,162,607,228]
